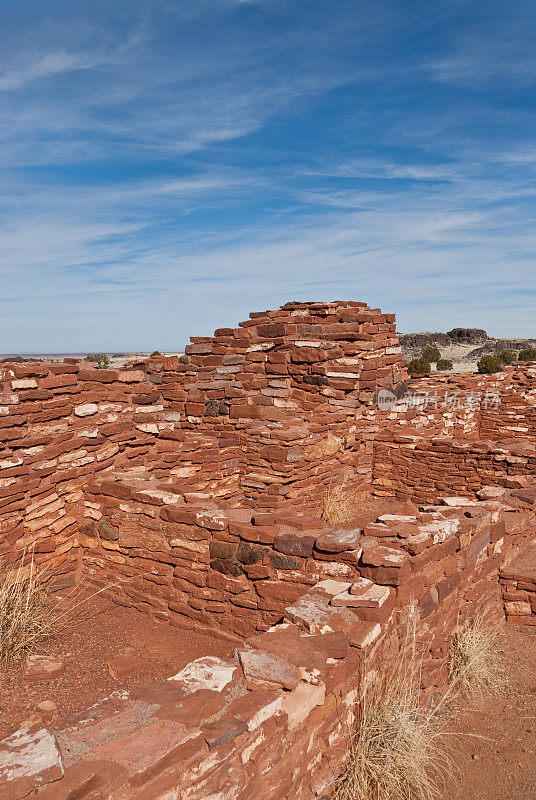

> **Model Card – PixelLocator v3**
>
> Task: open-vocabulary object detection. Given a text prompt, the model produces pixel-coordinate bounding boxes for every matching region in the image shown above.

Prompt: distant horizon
[3,323,536,358]
[2,1,534,350]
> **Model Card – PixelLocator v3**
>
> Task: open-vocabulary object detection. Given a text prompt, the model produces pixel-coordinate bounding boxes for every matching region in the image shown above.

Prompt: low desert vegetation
[448,615,505,696]
[333,614,504,800]
[408,348,452,375]
[0,555,58,667]
[518,347,536,362]
[332,619,454,800]
[422,346,441,364]
[477,354,502,374]
[85,352,110,369]
[0,554,120,668]
[320,484,354,526]
[407,356,431,376]
[498,349,516,365]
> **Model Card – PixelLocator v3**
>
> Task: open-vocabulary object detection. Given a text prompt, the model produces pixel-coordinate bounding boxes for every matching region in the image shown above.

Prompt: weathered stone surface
[202,716,247,749]
[280,681,326,729]
[273,531,316,557]
[89,718,192,777]
[238,649,301,690]
[346,620,382,648]
[168,657,237,693]
[107,652,145,679]
[0,727,63,798]
[285,595,332,633]
[331,584,391,608]
[315,528,361,553]
[505,600,531,615]
[97,518,119,541]
[23,655,65,683]
[269,552,299,570]
[74,403,98,417]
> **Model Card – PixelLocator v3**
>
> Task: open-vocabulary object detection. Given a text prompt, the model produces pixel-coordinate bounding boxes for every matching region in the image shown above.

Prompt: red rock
[107,652,145,679]
[273,531,316,557]
[238,649,301,690]
[279,681,326,729]
[0,726,63,799]
[202,716,248,749]
[315,528,361,553]
[23,655,65,683]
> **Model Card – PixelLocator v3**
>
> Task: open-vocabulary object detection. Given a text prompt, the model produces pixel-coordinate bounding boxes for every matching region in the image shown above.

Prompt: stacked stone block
[3,486,536,799]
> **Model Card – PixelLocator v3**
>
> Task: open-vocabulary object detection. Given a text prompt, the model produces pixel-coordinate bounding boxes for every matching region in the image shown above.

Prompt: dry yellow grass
[0,553,127,668]
[319,484,354,526]
[448,614,505,695]
[0,554,59,667]
[332,617,456,800]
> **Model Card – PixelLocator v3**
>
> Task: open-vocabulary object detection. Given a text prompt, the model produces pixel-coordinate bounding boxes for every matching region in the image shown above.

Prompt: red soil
[0,596,232,739]
[445,624,536,800]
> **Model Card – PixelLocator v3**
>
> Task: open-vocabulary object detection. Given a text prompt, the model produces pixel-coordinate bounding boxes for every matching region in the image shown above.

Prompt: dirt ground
[0,596,232,739]
[444,624,536,800]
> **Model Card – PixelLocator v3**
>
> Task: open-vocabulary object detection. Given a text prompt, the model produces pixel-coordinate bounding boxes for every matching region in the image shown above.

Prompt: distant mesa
[399,328,488,349]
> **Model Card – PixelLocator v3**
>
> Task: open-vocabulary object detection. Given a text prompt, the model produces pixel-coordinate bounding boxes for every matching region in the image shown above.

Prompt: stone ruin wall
[0,300,406,586]
[371,366,536,502]
[2,300,536,799]
[5,486,536,799]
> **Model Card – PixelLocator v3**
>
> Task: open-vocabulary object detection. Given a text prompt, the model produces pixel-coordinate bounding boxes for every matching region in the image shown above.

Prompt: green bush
[150,350,162,357]
[498,350,516,365]
[518,347,536,362]
[422,346,441,363]
[407,357,431,376]
[436,358,453,371]
[85,353,110,369]
[477,354,502,374]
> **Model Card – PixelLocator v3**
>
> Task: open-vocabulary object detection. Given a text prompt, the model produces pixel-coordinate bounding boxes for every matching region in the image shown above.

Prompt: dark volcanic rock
[398,332,451,349]
[446,328,488,344]
[399,328,488,350]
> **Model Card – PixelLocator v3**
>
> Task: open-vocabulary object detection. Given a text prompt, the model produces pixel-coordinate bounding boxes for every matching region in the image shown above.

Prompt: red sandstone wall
[2,307,535,585]
[370,364,536,503]
[8,487,536,800]
[80,471,363,640]
[372,437,536,503]
[139,299,406,511]
[1,301,406,585]
[372,365,536,441]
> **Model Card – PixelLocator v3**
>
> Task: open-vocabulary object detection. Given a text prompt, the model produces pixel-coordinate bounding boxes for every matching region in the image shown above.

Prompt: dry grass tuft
[332,618,455,800]
[449,614,505,696]
[320,484,354,526]
[0,554,60,667]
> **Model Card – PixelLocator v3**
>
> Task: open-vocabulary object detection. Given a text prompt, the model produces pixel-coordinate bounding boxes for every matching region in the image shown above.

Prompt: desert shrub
[477,354,502,374]
[422,346,441,363]
[150,350,162,357]
[498,350,515,365]
[320,484,353,526]
[407,357,431,376]
[85,353,110,369]
[332,618,454,800]
[518,347,536,362]
[449,615,505,696]
[436,358,453,371]
[0,556,57,666]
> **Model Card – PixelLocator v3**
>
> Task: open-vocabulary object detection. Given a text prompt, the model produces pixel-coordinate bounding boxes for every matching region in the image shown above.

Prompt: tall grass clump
[448,614,505,696]
[0,555,59,667]
[332,619,454,800]
[320,484,354,526]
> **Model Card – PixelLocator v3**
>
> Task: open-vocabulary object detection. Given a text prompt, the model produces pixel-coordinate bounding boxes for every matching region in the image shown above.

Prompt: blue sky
[1,0,535,351]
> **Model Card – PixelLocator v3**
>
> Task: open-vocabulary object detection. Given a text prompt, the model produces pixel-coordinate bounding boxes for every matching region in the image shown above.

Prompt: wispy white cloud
[0,51,113,91]
[0,0,535,350]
